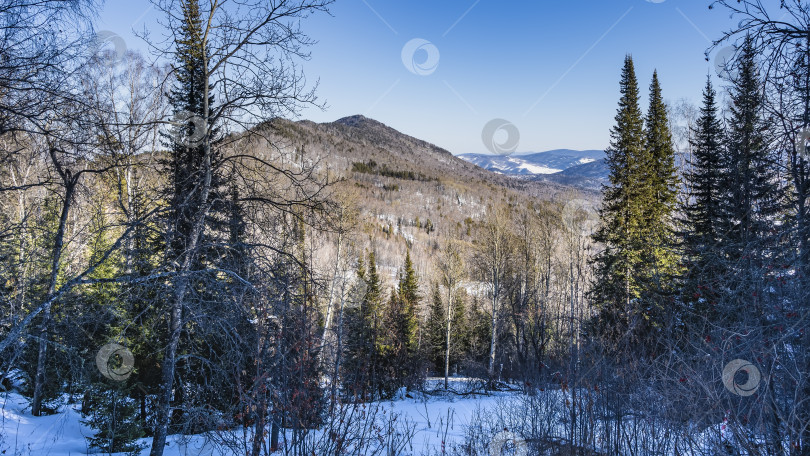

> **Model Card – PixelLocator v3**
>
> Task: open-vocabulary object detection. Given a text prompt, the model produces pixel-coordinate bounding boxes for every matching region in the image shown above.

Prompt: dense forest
[1,0,810,455]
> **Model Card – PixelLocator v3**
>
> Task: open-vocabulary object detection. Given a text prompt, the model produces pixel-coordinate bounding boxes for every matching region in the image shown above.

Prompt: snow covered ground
[0,378,745,456]
[0,379,511,456]
[1,392,100,455]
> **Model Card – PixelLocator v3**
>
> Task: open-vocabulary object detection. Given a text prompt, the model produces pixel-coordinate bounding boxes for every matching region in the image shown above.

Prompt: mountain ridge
[264,114,594,197]
[281,115,607,192]
[248,114,598,277]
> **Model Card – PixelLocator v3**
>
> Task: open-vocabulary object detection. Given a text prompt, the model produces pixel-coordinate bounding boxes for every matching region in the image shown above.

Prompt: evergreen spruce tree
[378,288,401,396]
[395,250,420,384]
[424,284,468,378]
[81,387,145,456]
[466,296,493,373]
[373,252,421,396]
[342,251,383,399]
[718,36,781,311]
[640,70,682,331]
[681,76,726,318]
[121,170,164,435]
[424,283,446,375]
[590,55,649,352]
[591,57,681,354]
[448,290,468,376]
[643,71,680,251]
[164,0,225,265]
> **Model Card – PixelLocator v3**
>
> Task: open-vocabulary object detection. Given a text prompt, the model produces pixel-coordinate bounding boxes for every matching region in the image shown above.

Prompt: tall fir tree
[378,288,401,395]
[164,0,226,265]
[342,251,384,399]
[590,57,680,354]
[590,55,648,352]
[466,296,493,371]
[377,251,422,393]
[395,250,420,378]
[718,36,781,310]
[640,70,681,329]
[424,283,446,374]
[353,250,424,397]
[681,76,726,318]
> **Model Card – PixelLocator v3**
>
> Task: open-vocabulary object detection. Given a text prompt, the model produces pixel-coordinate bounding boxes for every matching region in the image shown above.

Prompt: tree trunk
[330,282,347,415]
[149,278,185,456]
[270,418,279,452]
[319,230,342,369]
[488,279,498,379]
[139,388,147,434]
[251,327,267,456]
[444,287,452,390]
[32,172,75,416]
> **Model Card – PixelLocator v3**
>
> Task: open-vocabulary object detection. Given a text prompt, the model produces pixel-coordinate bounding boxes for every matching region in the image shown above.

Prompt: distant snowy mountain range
[458,149,604,175]
[457,149,608,190]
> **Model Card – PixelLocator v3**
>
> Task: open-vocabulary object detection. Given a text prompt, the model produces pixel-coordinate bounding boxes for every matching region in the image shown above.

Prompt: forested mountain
[251,114,592,284]
[273,114,580,197]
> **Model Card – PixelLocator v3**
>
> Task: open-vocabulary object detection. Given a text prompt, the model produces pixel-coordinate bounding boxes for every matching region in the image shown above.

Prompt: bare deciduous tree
[473,206,513,381]
[436,235,464,389]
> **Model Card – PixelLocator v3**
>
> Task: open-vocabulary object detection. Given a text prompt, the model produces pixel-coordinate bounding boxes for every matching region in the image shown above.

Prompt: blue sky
[98,0,741,155]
